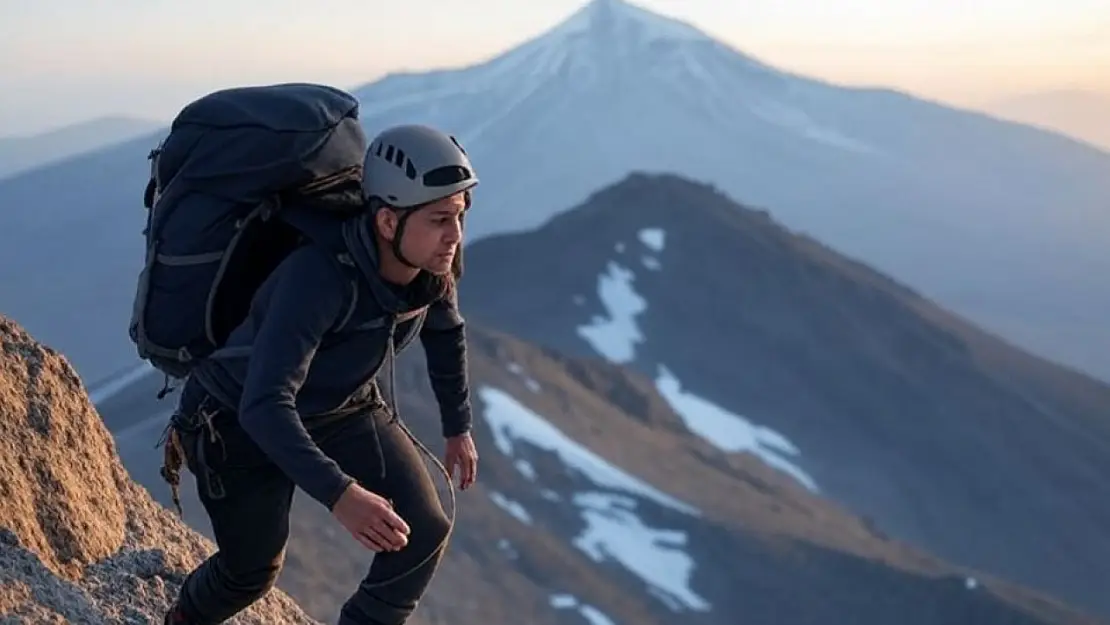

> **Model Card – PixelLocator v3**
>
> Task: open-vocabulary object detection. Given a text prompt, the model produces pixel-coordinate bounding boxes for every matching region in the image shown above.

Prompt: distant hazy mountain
[0,0,1108,386]
[985,90,1110,152]
[0,115,162,180]
[348,0,1110,381]
[460,171,1110,621]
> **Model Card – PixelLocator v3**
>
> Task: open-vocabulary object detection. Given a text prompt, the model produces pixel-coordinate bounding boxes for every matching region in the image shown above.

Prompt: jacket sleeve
[419,284,473,437]
[237,249,355,510]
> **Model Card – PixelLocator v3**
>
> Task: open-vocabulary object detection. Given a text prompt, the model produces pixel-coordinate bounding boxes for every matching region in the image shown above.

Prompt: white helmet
[362,124,478,209]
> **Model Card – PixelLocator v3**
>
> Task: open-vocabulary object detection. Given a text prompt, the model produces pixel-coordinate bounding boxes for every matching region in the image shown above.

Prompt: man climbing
[158,119,481,624]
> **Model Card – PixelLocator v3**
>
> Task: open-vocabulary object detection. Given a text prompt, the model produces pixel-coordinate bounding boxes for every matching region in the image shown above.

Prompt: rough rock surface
[0,315,319,624]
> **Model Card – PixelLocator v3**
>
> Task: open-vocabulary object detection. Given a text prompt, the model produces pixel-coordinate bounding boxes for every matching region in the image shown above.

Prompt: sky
[1,0,1107,136]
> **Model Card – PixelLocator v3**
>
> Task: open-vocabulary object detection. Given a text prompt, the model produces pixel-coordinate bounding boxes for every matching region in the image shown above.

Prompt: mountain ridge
[0,115,163,180]
[458,170,1110,620]
[984,89,1110,152]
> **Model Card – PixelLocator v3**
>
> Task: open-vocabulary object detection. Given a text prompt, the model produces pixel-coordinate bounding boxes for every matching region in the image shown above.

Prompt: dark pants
[167,382,452,625]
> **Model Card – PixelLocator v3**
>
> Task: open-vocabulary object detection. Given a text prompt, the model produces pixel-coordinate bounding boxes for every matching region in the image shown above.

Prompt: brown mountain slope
[457,171,1110,620]
[395,325,1105,625]
[103,321,1104,624]
[0,316,317,624]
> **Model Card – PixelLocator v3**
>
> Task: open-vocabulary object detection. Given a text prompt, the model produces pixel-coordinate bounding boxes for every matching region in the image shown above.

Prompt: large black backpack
[129,82,369,382]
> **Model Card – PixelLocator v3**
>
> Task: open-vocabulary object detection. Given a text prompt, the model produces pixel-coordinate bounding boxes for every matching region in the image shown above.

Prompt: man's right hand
[332,483,411,552]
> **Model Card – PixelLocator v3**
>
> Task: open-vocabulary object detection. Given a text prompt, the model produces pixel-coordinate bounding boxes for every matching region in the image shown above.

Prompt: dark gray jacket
[189,209,470,510]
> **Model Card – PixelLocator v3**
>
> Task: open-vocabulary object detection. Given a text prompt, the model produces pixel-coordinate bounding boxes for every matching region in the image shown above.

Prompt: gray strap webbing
[333,280,359,333]
[347,306,426,332]
[208,346,252,359]
[143,342,192,363]
[351,317,390,331]
[156,251,224,266]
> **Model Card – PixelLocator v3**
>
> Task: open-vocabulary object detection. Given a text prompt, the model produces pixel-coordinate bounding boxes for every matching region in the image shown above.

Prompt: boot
[164,604,192,624]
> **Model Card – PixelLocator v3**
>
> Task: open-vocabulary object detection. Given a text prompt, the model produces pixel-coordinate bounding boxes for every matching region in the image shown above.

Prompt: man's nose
[444,219,462,243]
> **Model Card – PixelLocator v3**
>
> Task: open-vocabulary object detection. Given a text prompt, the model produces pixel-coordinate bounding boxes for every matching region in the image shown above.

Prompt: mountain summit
[469,0,780,96]
[540,0,714,48]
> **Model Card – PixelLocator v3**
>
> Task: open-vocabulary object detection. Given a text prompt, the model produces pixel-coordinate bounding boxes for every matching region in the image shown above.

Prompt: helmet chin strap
[390,209,421,270]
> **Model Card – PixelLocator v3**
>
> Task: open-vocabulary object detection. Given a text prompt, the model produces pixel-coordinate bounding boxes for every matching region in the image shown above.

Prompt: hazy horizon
[2,0,1106,138]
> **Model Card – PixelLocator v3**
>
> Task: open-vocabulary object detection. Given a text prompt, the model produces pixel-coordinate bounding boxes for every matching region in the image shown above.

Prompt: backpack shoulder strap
[324,250,431,336]
[328,251,391,334]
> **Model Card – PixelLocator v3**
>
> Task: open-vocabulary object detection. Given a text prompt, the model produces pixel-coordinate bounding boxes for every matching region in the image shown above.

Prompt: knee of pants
[411,505,452,552]
[218,549,285,594]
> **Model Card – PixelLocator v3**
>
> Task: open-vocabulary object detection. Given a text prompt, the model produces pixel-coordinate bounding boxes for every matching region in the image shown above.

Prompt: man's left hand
[444,432,478,490]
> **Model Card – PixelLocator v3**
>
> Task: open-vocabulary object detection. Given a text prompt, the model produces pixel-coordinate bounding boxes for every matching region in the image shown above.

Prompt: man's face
[394,191,467,275]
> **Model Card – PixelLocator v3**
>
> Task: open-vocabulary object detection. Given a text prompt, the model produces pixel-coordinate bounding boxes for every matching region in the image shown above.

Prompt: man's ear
[374,207,399,241]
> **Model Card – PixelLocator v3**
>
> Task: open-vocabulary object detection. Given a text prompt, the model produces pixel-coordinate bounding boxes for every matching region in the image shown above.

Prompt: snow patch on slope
[638,227,665,251]
[481,386,694,514]
[489,491,533,525]
[550,592,619,625]
[573,492,710,612]
[748,99,879,154]
[497,538,519,560]
[480,385,709,611]
[514,459,537,480]
[575,251,818,492]
[655,366,818,492]
[507,361,541,392]
[637,226,666,271]
[576,262,647,363]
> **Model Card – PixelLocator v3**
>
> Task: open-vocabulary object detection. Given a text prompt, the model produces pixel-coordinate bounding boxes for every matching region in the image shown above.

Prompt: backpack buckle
[144,144,165,209]
[259,195,282,222]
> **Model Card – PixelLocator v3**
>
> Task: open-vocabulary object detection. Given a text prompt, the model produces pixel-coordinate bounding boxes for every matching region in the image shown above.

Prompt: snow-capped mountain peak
[549,0,711,47]
[422,0,728,94]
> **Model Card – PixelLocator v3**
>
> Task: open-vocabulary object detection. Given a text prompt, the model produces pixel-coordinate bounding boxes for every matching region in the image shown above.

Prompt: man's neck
[380,264,419,287]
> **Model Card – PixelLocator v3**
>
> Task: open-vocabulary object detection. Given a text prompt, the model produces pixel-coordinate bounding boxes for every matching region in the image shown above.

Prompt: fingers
[461,454,477,490]
[361,519,410,552]
[347,512,409,552]
[357,519,405,552]
[372,504,411,537]
[444,450,459,483]
[353,527,390,552]
[364,523,408,551]
[353,533,380,552]
[384,507,411,536]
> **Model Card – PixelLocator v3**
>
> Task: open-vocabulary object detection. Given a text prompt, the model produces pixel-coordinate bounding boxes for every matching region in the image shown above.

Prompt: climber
[162,124,480,625]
